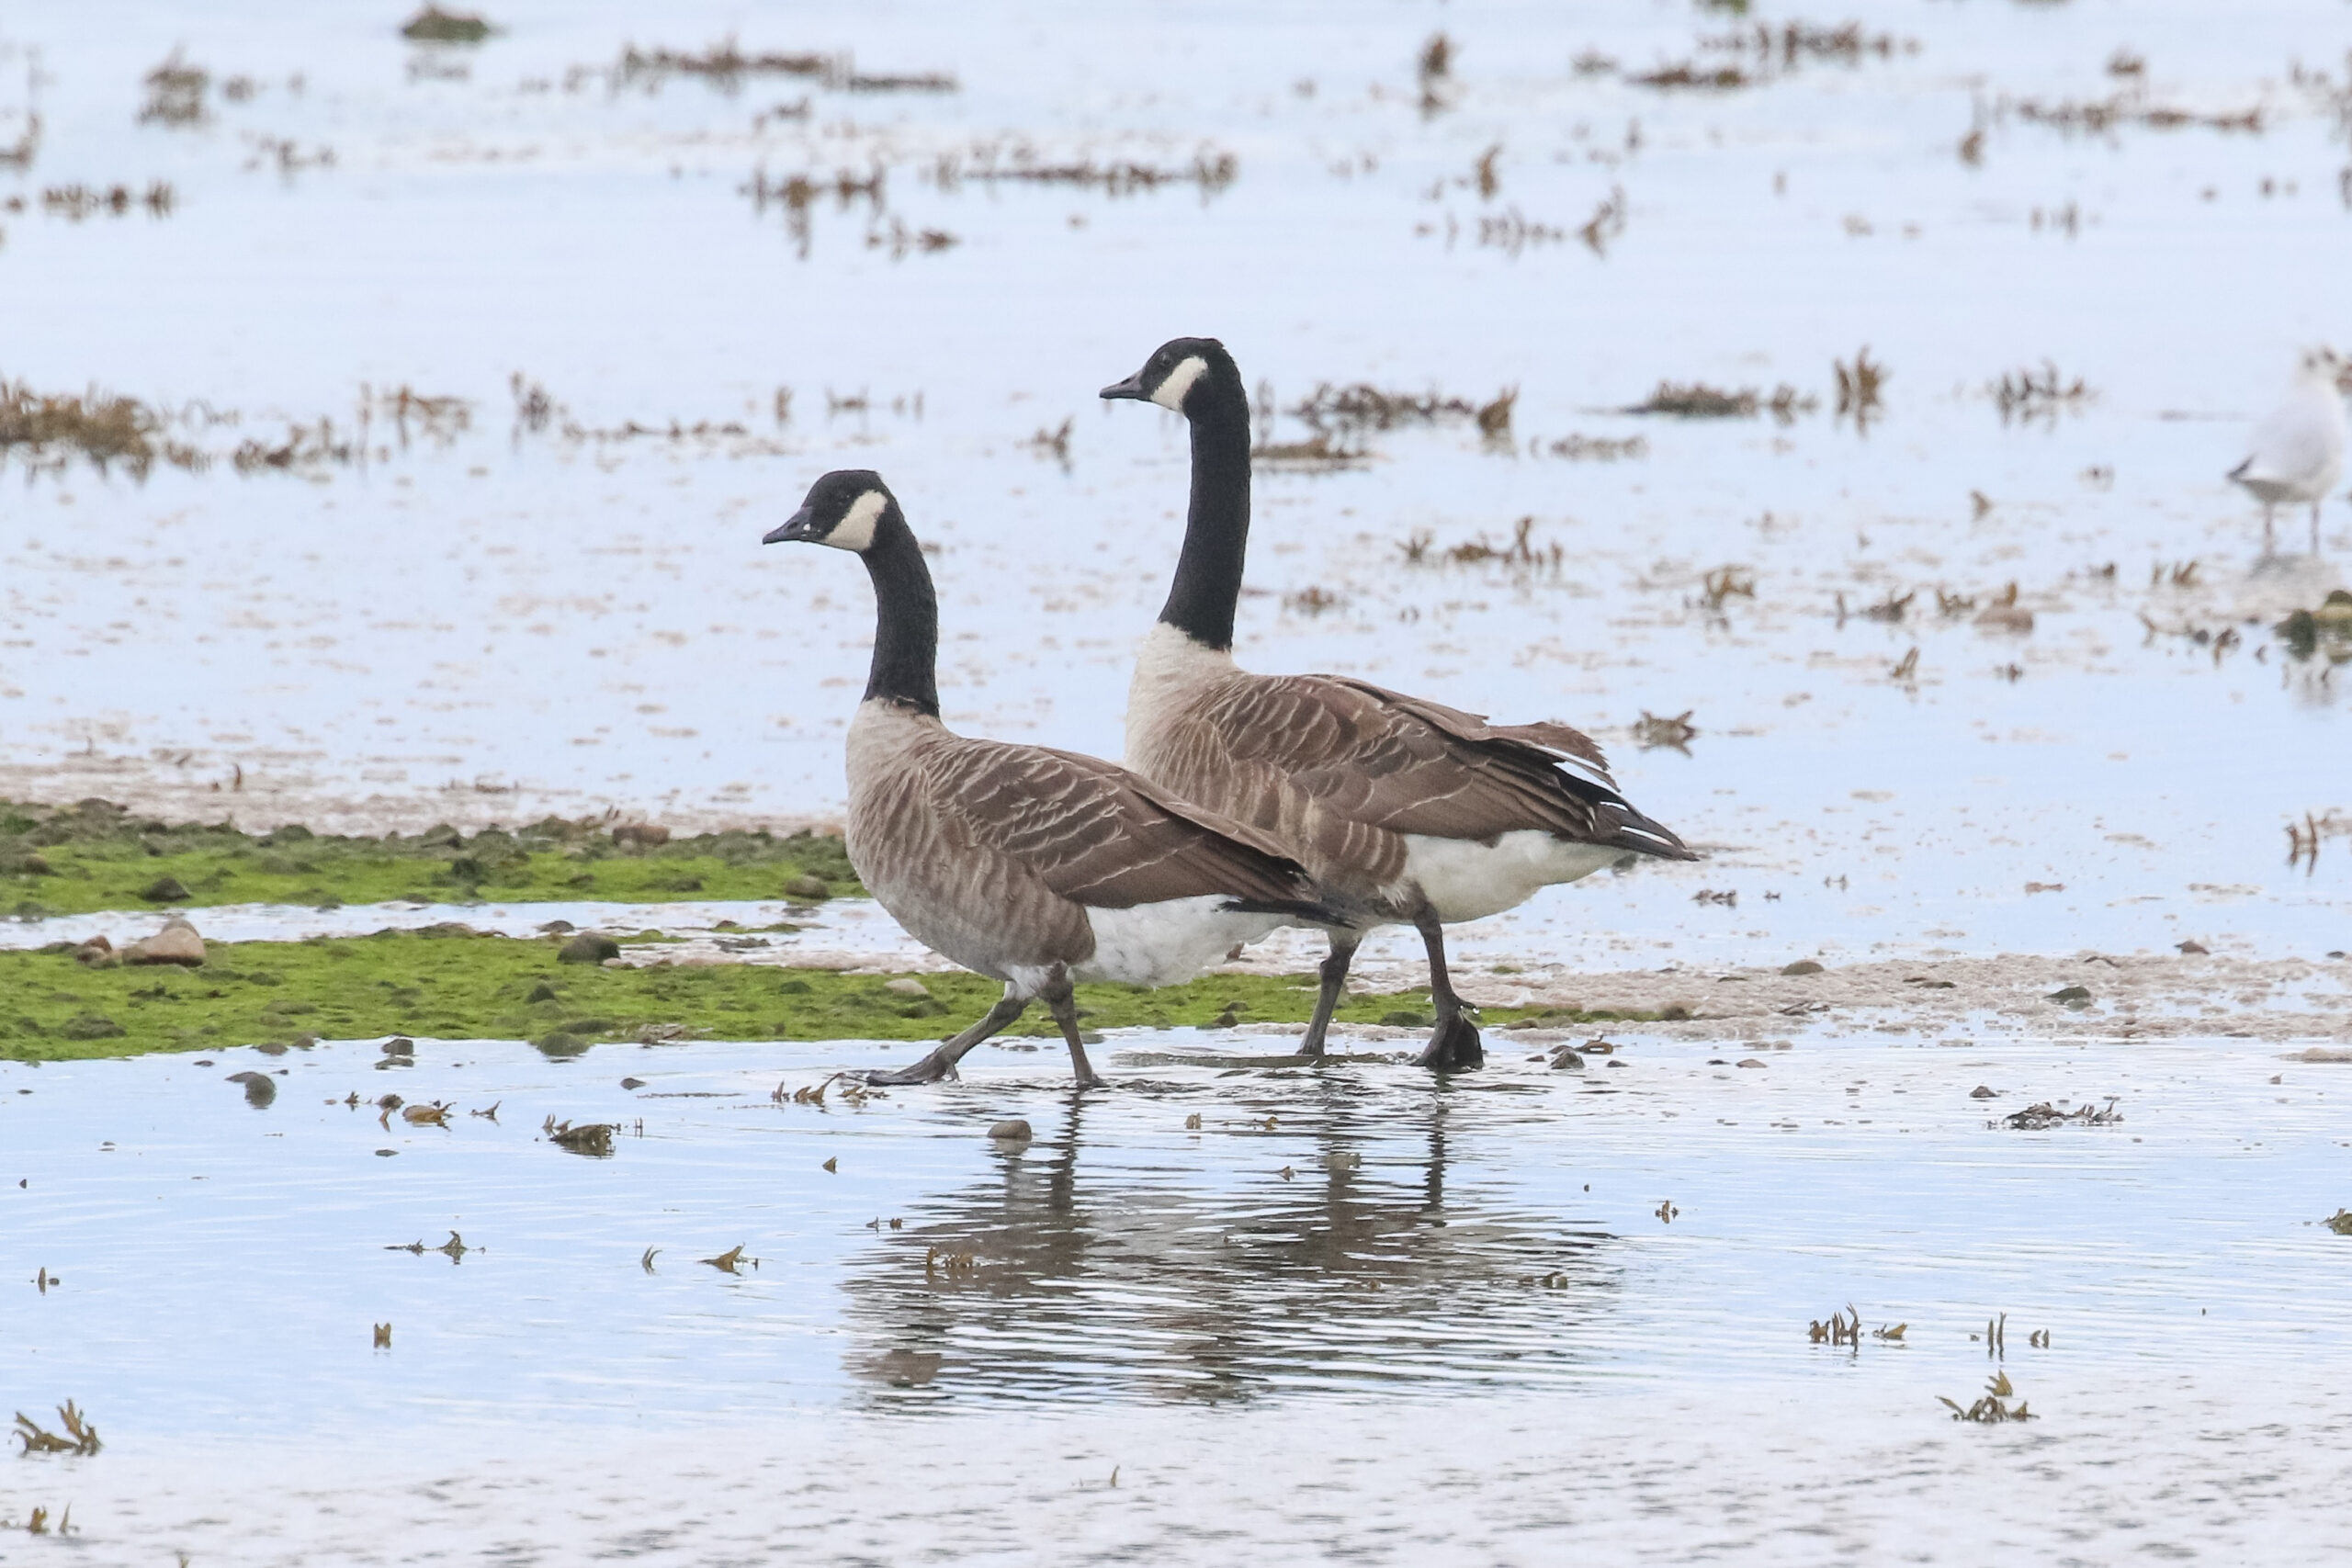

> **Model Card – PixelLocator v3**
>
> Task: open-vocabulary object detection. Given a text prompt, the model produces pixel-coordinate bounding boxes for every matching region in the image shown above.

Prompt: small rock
[1970,1085,1997,1099]
[1658,1003,1693,1021]
[1736,1057,1768,1068]
[139,875,192,903]
[558,931,621,964]
[2046,985,2094,1008]
[60,1013,125,1040]
[123,918,206,967]
[988,1119,1034,1144]
[822,1156,839,1172]
[784,874,831,901]
[73,935,117,967]
[534,1032,588,1057]
[226,1070,277,1108]
[1549,1049,1585,1070]
[620,1077,646,1089]
[380,1037,415,1057]
[376,1148,397,1157]
[2177,941,2209,955]
[1780,960,1824,976]
[538,919,576,935]
[611,822,671,850]
[526,980,559,1002]
[883,977,932,998]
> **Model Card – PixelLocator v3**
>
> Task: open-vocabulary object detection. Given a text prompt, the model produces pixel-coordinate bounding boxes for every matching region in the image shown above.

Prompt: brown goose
[1102,338,1696,1071]
[763,469,1337,1087]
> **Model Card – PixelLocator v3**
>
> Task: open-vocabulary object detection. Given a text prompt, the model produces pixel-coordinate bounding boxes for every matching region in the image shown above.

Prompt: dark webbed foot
[1414,1011,1484,1071]
[862,1052,960,1086]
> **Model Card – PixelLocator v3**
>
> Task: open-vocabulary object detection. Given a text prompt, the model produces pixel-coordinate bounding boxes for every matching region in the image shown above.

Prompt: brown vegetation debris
[1634,710,1700,751]
[1627,380,1817,421]
[12,1401,99,1457]
[401,6,492,43]
[2000,1097,2121,1130]
[1250,432,1371,469]
[139,51,208,127]
[1834,346,1886,430]
[543,1115,617,1156]
[1940,1371,2036,1423]
[1545,432,1646,461]
[0,379,203,479]
[616,40,835,88]
[1989,362,2094,423]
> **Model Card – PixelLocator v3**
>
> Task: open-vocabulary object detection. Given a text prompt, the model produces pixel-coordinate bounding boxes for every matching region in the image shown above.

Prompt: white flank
[1151,355,1210,412]
[1079,896,1283,987]
[2233,355,2348,504]
[825,491,890,552]
[1397,830,1622,925]
[1125,621,1236,762]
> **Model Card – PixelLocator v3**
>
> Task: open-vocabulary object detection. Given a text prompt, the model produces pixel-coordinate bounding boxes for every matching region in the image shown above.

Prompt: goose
[763,469,1338,1087]
[2229,346,2350,555]
[1101,338,1695,1071]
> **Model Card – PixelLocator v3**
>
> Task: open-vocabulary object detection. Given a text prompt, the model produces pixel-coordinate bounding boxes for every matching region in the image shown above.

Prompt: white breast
[1397,830,1622,925]
[1125,622,1238,764]
[1078,897,1284,987]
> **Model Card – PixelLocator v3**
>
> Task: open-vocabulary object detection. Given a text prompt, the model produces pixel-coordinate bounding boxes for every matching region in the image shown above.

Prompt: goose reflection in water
[843,1077,1620,1402]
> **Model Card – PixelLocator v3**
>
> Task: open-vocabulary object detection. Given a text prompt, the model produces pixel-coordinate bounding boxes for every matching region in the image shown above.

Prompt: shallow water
[4,0,2350,965]
[7,3,2352,1558]
[5,1031,2351,1557]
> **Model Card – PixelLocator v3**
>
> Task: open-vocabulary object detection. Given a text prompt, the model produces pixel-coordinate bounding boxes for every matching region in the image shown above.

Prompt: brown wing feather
[1178,672,1691,858]
[921,738,1325,911]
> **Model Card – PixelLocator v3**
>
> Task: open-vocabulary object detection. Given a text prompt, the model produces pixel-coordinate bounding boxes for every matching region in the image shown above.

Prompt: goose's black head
[764,469,897,552]
[1101,337,1240,417]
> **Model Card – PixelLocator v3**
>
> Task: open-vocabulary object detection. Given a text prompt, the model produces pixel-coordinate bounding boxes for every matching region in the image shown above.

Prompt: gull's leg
[1410,911,1483,1072]
[1297,931,1363,1060]
[865,984,1027,1085]
[1042,976,1104,1089]
[2313,500,2324,556]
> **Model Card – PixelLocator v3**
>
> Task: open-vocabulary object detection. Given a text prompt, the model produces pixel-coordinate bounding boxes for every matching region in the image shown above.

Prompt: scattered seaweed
[40,182,175,220]
[1833,346,1886,432]
[1250,432,1371,470]
[1417,32,1454,116]
[12,1402,99,1457]
[1940,1371,2036,1423]
[1999,90,2261,138]
[1634,711,1699,751]
[401,6,492,43]
[1578,186,1629,254]
[1703,21,1915,69]
[544,1116,616,1156]
[139,51,208,128]
[1290,382,1515,434]
[1544,432,1646,461]
[1401,515,1563,574]
[1989,362,2094,424]
[2000,1098,2122,1130]
[1626,381,1816,421]
[1808,1305,1906,1347]
[943,149,1237,197]
[616,40,835,90]
[0,379,203,479]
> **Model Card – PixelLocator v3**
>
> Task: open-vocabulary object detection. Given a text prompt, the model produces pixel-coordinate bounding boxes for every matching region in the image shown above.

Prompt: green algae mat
[0,800,861,917]
[0,929,1637,1062]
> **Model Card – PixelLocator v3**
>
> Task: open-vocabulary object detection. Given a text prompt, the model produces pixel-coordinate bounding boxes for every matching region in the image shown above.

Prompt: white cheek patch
[825,490,888,551]
[1150,355,1209,412]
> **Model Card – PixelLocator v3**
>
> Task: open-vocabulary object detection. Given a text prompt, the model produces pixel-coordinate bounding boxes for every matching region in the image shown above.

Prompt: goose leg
[2313,501,2324,556]
[1043,979,1106,1089]
[1297,932,1362,1060]
[865,984,1027,1085]
[1410,912,1483,1072]
[2264,503,2277,553]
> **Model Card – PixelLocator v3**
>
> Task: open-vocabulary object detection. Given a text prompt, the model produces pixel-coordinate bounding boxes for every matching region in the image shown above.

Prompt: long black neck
[859,511,940,716]
[1159,382,1250,651]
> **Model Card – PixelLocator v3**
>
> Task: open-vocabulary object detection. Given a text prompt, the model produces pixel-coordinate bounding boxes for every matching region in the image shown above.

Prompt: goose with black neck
[1102,338,1698,1072]
[762,469,1340,1087]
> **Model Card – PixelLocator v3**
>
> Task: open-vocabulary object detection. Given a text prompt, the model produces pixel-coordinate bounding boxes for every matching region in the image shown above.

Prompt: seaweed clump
[401,7,492,42]
[0,379,202,479]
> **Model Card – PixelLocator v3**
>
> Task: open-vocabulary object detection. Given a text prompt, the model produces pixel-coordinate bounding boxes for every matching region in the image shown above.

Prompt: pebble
[1781,960,1825,976]
[611,823,671,849]
[988,1119,1034,1144]
[784,874,831,901]
[225,1070,277,1107]
[558,931,621,964]
[123,918,206,967]
[73,935,116,967]
[883,977,931,998]
[139,875,192,903]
